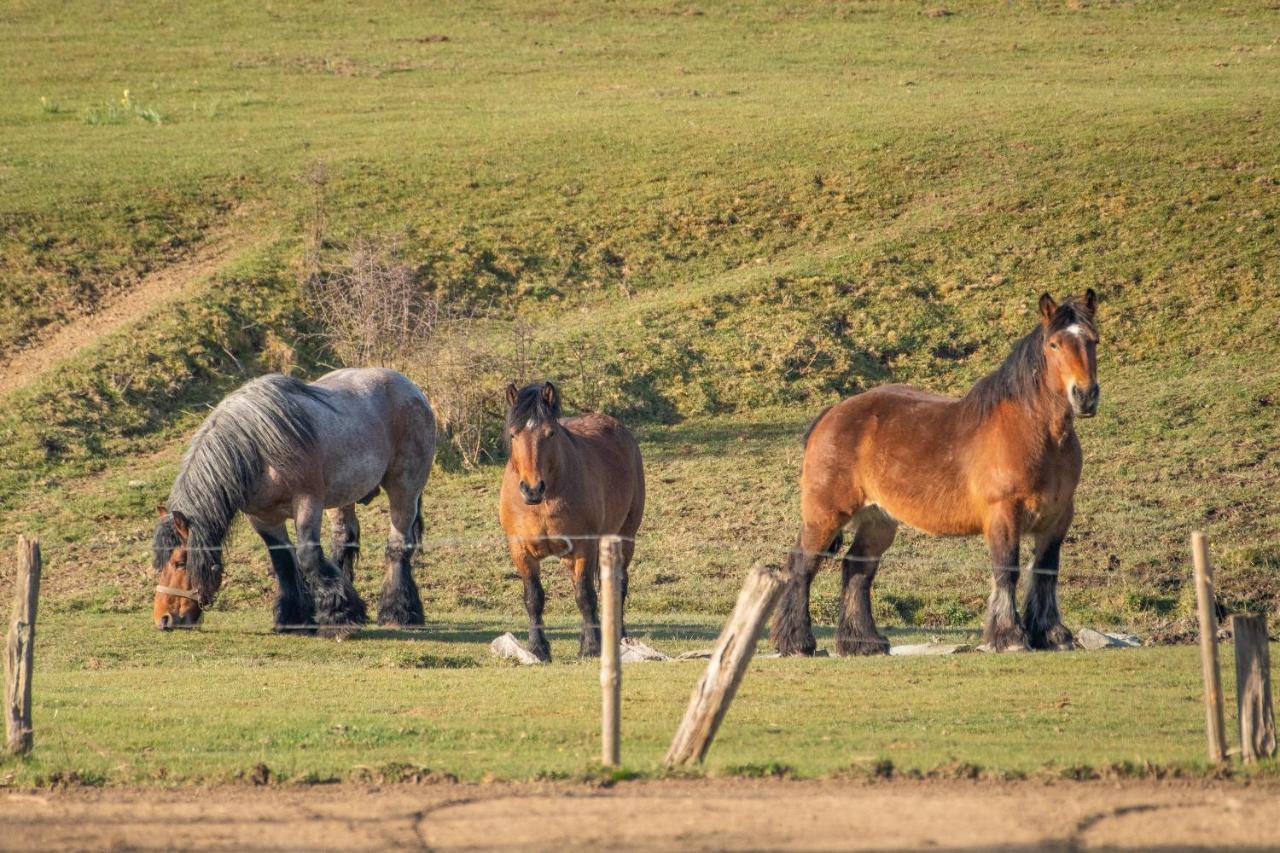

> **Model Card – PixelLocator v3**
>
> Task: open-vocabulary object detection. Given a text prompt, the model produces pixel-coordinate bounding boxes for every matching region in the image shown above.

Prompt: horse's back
[565,412,645,528]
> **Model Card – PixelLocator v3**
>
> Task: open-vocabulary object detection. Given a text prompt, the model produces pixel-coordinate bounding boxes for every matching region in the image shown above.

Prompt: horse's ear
[155,503,168,520]
[1083,287,1098,315]
[1038,293,1057,325]
[541,381,559,412]
[504,383,519,408]
[171,510,190,542]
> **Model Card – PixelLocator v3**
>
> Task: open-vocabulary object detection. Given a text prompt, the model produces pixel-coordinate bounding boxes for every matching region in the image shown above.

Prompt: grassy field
[1,611,1271,786]
[0,0,1278,783]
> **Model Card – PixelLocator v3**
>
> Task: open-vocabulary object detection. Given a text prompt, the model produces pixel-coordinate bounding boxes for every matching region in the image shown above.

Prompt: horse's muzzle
[520,479,546,505]
[1071,383,1100,418]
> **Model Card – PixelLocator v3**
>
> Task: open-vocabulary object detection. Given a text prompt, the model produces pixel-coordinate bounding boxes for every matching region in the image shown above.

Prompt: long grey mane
[155,374,330,598]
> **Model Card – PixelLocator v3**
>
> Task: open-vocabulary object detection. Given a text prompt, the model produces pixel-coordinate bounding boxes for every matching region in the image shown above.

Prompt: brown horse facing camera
[499,382,645,662]
[773,290,1100,657]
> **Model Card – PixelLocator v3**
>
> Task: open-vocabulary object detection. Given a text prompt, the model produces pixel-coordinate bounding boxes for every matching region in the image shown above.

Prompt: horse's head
[1039,288,1100,418]
[504,381,564,505]
[152,506,203,630]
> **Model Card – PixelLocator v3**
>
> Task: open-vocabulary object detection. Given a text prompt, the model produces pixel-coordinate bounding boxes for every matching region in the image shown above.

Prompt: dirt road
[2,778,1276,851]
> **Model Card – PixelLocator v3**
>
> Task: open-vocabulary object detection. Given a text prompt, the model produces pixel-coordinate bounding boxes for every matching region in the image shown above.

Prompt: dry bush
[308,238,439,371]
[420,317,548,468]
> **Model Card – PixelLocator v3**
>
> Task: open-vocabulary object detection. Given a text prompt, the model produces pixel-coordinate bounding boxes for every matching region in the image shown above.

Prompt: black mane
[506,382,562,432]
[155,374,329,598]
[964,297,1096,416]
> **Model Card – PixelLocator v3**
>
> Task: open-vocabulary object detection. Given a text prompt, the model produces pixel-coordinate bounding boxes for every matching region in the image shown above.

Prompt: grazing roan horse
[152,368,435,633]
[773,290,1100,656]
[499,381,645,662]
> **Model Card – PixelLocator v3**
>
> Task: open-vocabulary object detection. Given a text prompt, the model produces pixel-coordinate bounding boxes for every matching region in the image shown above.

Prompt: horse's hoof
[836,634,890,656]
[1045,624,1075,651]
[377,610,425,628]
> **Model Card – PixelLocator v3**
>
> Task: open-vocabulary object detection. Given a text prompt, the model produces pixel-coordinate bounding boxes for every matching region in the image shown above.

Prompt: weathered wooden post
[599,535,623,767]
[1191,531,1226,763]
[1231,614,1276,762]
[5,536,41,756]
[666,562,785,766]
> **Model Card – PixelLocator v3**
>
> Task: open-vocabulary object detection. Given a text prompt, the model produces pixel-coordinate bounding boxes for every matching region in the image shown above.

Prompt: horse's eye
[1049,342,1058,350]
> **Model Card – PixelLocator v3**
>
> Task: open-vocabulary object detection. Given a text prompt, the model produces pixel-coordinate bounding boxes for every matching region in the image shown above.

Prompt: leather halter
[155,584,201,602]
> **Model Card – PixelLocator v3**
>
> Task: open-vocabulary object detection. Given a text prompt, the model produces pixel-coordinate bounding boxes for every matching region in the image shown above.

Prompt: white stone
[620,637,670,662]
[1076,628,1141,651]
[489,632,543,665]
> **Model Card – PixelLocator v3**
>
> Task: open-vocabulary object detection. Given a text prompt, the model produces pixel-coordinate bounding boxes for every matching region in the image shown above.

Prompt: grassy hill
[1,0,1278,635]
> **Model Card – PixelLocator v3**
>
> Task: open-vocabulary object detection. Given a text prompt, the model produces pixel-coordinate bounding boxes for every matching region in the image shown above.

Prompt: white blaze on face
[526,418,537,431]
[1065,324,1086,338]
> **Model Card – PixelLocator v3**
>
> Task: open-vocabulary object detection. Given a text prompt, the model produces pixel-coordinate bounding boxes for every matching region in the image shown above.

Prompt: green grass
[0,611,1272,786]
[0,0,1278,784]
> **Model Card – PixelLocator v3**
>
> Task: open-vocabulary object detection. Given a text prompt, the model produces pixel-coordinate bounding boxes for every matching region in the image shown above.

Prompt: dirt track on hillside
[3,778,1278,851]
[0,234,247,399]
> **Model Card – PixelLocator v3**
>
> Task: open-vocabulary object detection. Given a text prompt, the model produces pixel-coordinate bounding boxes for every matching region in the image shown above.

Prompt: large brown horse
[773,290,1100,656]
[499,381,645,662]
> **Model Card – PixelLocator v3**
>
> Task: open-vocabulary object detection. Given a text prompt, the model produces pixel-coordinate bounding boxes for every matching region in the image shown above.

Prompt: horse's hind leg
[377,487,425,627]
[772,517,847,656]
[295,499,368,634]
[1023,521,1075,651]
[251,519,315,633]
[836,512,897,656]
[327,505,360,584]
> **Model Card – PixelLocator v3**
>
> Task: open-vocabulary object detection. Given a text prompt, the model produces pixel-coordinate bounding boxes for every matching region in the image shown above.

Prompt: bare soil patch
[3,778,1278,851]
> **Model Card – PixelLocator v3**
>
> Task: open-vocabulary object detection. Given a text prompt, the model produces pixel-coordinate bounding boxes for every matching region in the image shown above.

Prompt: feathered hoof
[578,629,602,659]
[836,630,890,657]
[529,638,552,663]
[377,590,424,628]
[1039,623,1075,652]
[983,623,1031,653]
[772,626,818,657]
[313,585,368,639]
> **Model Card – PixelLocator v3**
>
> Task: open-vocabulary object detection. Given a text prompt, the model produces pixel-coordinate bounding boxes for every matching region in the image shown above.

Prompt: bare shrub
[309,238,439,370]
[419,316,548,469]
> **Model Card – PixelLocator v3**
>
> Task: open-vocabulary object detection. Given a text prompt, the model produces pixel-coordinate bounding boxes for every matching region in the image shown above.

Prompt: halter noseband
[155,584,201,602]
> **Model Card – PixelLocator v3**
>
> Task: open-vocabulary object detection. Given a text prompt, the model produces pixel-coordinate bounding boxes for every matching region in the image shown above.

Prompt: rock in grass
[677,648,715,660]
[620,637,670,662]
[889,643,973,656]
[1075,628,1141,651]
[489,632,543,665]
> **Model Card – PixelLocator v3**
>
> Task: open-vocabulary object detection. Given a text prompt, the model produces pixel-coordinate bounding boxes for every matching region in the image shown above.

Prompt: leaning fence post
[665,562,785,766]
[1231,614,1276,762]
[599,535,623,767]
[1191,531,1226,763]
[5,536,41,756]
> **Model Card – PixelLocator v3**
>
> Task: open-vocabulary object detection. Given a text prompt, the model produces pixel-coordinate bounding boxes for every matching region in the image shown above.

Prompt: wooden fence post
[665,562,785,766]
[5,536,41,756]
[599,535,622,767]
[1191,531,1226,763]
[1231,614,1276,762]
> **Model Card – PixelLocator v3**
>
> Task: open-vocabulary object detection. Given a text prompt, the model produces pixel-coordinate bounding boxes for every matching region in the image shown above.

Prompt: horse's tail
[411,493,424,549]
[801,404,836,450]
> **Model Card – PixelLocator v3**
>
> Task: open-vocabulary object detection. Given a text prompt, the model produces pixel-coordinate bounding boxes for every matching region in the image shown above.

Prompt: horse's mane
[506,382,562,433]
[154,374,329,596]
[963,297,1096,418]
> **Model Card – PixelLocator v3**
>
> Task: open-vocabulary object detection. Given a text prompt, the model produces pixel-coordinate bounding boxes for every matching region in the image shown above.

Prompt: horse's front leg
[295,499,367,634]
[514,549,550,662]
[327,505,360,584]
[571,543,601,658]
[249,518,315,633]
[983,508,1029,652]
[772,520,844,656]
[1024,523,1075,651]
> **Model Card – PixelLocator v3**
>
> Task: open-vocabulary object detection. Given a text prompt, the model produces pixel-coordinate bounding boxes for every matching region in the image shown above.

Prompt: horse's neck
[550,430,584,482]
[1027,386,1076,447]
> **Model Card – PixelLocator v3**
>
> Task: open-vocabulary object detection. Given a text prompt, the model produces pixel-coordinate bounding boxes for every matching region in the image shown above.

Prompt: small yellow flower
[121,89,130,106]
